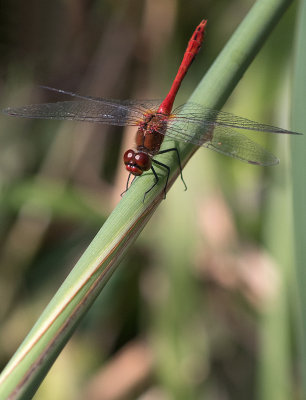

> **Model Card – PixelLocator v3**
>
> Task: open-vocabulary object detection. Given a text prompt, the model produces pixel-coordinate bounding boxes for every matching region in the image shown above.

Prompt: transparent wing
[2,89,301,166]
[206,126,279,165]
[165,122,279,165]
[172,103,301,135]
[2,87,161,126]
[159,103,301,166]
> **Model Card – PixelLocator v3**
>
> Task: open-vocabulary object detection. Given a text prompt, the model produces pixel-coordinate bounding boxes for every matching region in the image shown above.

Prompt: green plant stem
[0,0,294,398]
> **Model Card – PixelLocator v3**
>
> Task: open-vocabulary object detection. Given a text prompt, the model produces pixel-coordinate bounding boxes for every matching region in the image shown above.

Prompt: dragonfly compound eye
[123,149,135,164]
[135,152,151,171]
[123,149,151,176]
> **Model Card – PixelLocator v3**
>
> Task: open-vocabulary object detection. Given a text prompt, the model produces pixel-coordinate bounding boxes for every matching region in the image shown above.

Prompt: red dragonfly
[3,20,300,199]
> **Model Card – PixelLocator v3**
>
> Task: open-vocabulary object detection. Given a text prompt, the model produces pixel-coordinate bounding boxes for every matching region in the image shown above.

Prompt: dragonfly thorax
[123,149,152,176]
[136,113,167,155]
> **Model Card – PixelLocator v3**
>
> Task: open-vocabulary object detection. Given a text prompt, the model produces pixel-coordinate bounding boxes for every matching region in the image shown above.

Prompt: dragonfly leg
[158,147,187,191]
[143,164,161,202]
[149,159,170,200]
[121,172,136,197]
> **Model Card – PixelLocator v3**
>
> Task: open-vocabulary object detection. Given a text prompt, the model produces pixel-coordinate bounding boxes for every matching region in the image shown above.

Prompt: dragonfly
[2,20,301,200]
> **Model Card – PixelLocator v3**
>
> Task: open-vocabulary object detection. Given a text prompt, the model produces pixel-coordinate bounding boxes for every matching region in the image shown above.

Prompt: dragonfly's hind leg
[144,147,187,201]
[143,164,162,202]
[158,147,187,191]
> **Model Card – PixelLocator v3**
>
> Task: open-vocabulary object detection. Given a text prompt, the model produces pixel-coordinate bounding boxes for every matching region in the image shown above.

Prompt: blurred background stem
[291,0,306,396]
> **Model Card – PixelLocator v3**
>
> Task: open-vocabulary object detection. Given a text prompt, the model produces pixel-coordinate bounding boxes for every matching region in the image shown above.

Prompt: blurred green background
[0,0,302,399]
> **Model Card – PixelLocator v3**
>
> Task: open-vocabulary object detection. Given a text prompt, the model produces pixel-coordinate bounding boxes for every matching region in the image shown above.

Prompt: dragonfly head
[124,149,152,176]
